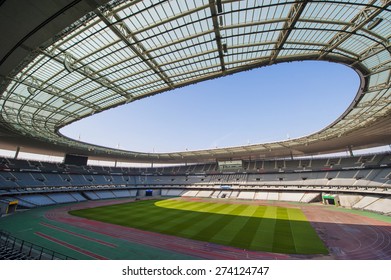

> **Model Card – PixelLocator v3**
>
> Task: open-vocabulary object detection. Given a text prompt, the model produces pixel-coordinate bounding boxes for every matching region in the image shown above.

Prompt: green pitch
[69,199,328,255]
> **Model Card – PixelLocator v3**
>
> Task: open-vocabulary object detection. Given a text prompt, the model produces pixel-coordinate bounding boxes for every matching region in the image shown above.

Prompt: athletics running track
[35,198,391,260]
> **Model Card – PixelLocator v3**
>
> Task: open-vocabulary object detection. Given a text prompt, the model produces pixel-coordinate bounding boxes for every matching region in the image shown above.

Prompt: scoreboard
[218,160,243,171]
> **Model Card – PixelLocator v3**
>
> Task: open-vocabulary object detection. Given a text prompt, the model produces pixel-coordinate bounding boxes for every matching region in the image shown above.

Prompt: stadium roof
[0,0,390,163]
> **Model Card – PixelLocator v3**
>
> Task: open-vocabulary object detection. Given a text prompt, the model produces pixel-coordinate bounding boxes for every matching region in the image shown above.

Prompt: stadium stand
[83,191,101,200]
[0,152,390,215]
[69,192,87,202]
[238,191,256,200]
[47,193,78,204]
[161,189,185,197]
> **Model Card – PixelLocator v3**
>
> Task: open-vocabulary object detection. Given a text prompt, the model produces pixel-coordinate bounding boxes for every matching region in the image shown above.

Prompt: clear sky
[60,61,360,153]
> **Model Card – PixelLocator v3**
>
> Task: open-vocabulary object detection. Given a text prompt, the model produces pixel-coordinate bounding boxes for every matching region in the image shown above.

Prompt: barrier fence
[0,229,74,260]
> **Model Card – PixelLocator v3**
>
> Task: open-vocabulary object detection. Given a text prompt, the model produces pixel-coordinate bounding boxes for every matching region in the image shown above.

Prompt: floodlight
[367,18,383,30]
[27,87,36,95]
[216,0,222,13]
[223,43,228,53]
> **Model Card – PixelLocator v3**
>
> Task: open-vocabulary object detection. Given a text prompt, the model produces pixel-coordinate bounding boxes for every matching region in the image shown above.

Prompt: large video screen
[64,154,88,166]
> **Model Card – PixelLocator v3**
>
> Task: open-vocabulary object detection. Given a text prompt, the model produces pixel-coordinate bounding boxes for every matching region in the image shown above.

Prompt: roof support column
[209,0,226,72]
[269,0,309,64]
[14,146,20,159]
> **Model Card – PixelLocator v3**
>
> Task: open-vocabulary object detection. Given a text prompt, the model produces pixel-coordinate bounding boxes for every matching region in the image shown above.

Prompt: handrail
[0,229,74,260]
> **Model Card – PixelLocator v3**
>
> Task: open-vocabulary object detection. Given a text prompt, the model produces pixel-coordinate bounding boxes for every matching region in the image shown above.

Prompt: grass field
[69,199,328,255]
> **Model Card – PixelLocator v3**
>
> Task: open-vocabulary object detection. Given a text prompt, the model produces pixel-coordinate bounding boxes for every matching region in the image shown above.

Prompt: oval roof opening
[60,61,359,153]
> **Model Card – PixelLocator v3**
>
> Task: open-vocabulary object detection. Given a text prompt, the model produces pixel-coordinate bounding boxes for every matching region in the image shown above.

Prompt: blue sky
[61,61,360,153]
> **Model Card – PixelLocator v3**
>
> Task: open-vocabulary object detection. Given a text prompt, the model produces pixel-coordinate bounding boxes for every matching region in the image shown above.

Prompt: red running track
[302,205,391,259]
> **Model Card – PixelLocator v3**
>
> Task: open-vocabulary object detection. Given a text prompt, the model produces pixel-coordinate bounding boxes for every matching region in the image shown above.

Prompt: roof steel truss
[0,0,390,163]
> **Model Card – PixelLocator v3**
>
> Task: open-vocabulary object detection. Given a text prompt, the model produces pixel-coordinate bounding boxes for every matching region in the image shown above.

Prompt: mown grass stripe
[179,203,236,237]
[155,199,199,209]
[190,204,247,242]
[131,202,231,234]
[249,206,277,251]
[154,203,230,234]
[228,206,262,249]
[158,202,236,237]
[131,201,211,229]
[272,208,296,254]
[208,205,252,246]
[172,201,224,212]
[162,211,217,238]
